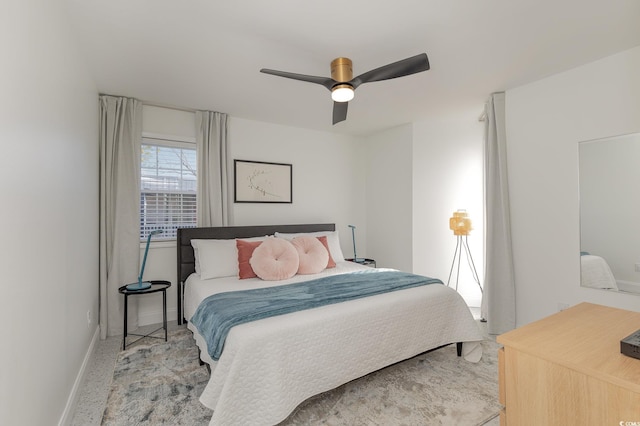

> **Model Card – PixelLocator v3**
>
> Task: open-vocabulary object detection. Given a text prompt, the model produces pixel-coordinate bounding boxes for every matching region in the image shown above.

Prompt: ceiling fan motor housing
[331,57,353,84]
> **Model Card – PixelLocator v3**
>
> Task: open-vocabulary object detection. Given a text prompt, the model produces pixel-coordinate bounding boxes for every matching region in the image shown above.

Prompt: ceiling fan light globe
[331,85,354,102]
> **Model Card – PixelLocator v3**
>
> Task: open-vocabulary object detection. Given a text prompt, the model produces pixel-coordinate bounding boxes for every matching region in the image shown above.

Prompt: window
[140,137,197,240]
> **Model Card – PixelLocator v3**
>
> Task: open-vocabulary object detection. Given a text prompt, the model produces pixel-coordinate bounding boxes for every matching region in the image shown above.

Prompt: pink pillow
[236,239,263,279]
[292,236,330,275]
[250,238,299,281]
[316,236,336,268]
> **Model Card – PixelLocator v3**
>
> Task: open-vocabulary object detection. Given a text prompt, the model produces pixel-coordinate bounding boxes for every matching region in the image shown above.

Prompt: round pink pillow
[250,237,299,281]
[291,236,330,275]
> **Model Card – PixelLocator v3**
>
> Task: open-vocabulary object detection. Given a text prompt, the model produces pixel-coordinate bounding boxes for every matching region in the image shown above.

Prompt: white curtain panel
[99,95,142,338]
[196,111,232,227]
[481,92,516,334]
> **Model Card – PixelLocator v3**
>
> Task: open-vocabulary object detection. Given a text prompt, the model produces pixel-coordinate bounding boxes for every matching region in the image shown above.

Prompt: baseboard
[58,326,100,426]
[617,280,640,294]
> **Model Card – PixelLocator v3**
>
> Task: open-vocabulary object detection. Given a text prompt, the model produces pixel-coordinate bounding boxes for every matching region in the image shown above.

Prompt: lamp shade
[331,84,355,102]
[449,210,472,236]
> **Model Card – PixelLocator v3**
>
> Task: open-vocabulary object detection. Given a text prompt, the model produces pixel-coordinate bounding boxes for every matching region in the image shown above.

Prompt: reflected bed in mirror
[579,132,640,295]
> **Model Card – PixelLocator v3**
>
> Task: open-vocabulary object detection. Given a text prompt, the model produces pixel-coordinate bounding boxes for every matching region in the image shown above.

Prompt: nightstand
[118,280,171,350]
[346,258,376,268]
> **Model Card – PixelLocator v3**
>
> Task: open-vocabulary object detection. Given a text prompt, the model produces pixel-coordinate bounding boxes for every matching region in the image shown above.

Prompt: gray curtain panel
[482,92,516,334]
[196,111,232,227]
[99,95,142,338]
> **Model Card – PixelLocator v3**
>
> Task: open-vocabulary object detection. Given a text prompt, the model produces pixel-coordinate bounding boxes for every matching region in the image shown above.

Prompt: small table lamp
[348,224,365,263]
[126,229,164,291]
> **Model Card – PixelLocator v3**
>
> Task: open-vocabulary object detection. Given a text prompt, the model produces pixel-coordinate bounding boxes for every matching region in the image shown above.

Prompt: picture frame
[234,159,293,203]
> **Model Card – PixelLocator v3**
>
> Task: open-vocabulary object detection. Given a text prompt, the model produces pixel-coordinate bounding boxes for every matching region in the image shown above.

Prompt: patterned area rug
[101,329,212,425]
[102,328,500,425]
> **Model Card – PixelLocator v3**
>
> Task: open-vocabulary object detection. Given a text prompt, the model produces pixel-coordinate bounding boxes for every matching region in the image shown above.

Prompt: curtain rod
[99,94,197,113]
[142,100,198,113]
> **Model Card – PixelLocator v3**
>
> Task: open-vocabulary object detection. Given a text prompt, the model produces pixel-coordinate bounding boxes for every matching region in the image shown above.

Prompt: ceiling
[64,0,640,136]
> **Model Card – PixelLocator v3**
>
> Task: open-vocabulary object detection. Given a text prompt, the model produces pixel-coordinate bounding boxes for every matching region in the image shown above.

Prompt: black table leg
[123,294,128,350]
[163,289,167,342]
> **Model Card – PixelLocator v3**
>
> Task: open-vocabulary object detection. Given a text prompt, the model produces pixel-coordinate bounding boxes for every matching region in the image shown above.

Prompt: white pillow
[275,230,345,262]
[191,239,239,280]
[191,236,271,280]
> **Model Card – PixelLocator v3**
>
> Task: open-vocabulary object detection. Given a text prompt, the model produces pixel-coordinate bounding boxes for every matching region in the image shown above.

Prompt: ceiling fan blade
[332,101,348,125]
[350,53,430,89]
[260,68,335,90]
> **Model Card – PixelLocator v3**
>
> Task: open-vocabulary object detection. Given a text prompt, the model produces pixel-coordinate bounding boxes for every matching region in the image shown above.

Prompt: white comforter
[185,262,483,426]
[581,254,618,290]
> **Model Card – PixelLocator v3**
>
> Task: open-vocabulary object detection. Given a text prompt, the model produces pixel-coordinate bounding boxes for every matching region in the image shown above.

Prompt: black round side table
[118,280,171,350]
[346,258,377,268]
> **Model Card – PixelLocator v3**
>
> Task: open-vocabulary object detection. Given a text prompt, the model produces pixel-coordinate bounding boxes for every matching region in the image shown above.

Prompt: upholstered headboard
[176,223,335,323]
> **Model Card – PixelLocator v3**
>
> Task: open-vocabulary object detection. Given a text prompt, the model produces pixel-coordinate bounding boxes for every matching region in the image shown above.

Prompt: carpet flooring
[100,328,500,425]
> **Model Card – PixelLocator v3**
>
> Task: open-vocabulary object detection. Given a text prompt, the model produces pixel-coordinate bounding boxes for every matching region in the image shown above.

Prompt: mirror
[579,132,640,294]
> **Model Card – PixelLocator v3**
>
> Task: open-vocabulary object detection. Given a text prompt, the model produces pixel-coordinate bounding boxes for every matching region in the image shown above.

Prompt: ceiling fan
[260,53,430,125]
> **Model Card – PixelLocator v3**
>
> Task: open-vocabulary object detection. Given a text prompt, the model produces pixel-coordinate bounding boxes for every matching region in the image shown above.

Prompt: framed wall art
[234,159,292,203]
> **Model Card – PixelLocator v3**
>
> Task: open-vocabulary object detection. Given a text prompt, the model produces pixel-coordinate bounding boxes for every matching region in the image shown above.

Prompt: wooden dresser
[496,302,640,425]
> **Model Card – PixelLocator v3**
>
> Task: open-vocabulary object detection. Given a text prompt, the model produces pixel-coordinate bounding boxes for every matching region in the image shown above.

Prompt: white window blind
[140,138,197,240]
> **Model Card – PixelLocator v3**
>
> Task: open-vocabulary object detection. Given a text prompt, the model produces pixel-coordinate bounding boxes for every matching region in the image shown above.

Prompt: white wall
[506,45,640,326]
[143,105,197,141]
[412,115,485,307]
[364,124,414,271]
[0,2,99,425]
[230,117,367,240]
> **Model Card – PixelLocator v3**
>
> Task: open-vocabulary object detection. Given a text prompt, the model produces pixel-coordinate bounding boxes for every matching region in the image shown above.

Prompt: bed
[177,223,484,426]
[580,253,619,290]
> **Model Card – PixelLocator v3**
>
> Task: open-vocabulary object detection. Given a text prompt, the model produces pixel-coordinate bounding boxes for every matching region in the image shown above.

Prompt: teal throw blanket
[190,269,442,361]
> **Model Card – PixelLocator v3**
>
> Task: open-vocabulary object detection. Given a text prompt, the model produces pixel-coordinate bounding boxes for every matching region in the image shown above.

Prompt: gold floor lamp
[447,210,482,293]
